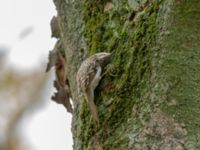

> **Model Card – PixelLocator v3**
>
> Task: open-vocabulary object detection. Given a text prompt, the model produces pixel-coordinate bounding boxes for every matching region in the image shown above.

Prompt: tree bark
[51,0,200,149]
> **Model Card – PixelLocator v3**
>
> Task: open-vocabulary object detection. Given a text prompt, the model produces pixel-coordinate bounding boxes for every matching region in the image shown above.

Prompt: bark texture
[52,0,200,149]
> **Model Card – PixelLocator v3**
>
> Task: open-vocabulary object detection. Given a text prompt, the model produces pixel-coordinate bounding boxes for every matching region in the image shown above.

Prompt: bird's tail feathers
[86,88,99,123]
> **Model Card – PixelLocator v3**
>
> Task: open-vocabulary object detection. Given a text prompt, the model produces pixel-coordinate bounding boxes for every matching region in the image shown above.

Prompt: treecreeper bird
[76,52,111,123]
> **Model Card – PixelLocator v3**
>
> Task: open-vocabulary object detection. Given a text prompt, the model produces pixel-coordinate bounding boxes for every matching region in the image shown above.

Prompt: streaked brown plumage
[76,52,111,123]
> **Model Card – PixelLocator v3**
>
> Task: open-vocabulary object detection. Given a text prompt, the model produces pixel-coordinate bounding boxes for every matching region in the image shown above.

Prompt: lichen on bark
[51,0,200,149]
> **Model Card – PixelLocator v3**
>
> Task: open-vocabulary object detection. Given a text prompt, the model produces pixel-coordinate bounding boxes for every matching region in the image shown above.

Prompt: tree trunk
[51,0,200,149]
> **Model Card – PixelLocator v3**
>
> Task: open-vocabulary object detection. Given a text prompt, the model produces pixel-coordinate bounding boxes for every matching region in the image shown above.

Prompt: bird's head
[94,52,112,66]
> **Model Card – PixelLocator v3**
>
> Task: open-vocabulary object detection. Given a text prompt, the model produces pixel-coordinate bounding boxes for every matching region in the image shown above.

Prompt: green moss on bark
[52,0,200,149]
[158,0,200,149]
[79,0,163,149]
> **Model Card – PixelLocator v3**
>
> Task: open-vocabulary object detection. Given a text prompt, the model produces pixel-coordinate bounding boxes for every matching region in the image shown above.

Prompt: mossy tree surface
[52,0,200,149]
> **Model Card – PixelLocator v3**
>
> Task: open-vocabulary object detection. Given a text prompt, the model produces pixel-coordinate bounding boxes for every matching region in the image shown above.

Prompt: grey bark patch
[129,109,187,149]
